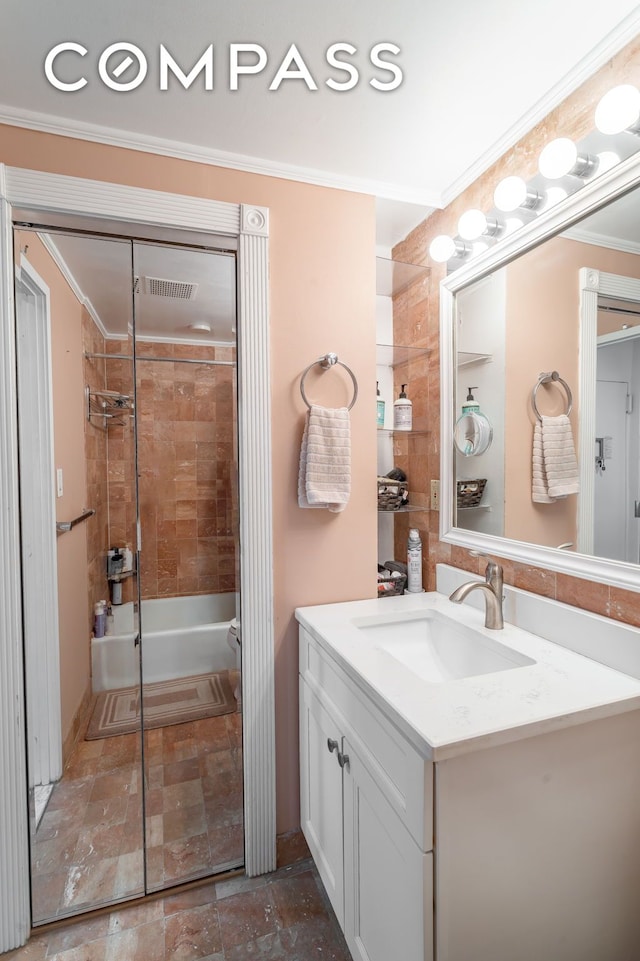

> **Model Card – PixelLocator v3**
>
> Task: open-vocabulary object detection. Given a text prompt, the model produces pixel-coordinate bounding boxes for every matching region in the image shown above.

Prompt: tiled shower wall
[107,340,238,601]
[82,312,109,627]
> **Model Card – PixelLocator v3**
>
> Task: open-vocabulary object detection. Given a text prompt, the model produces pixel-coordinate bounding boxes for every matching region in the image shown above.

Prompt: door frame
[0,165,275,950]
[14,256,62,789]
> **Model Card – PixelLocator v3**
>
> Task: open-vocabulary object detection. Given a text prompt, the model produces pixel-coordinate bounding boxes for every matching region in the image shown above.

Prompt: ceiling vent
[141,275,199,300]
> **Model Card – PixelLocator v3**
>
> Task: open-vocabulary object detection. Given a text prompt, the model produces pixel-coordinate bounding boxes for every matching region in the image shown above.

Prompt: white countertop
[295,591,640,760]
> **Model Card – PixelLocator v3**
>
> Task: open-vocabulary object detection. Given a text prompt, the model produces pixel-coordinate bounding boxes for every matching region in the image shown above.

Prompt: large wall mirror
[440,146,640,592]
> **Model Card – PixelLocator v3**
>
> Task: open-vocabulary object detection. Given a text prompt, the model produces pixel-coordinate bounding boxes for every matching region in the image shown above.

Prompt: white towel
[298,405,351,512]
[532,414,579,503]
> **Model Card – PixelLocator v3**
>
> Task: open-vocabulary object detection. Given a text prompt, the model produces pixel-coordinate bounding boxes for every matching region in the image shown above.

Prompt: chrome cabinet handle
[327,738,339,754]
[337,751,349,769]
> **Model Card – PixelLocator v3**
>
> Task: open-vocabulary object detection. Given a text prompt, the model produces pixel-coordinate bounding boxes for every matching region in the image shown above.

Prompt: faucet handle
[484,561,504,597]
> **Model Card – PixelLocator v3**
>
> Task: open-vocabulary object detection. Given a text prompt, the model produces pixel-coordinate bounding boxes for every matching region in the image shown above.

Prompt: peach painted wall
[3,130,377,833]
[15,230,92,747]
[393,36,640,625]
[504,236,640,548]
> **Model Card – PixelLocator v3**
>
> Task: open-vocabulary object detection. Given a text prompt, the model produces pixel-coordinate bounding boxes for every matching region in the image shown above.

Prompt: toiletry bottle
[105,604,114,635]
[111,580,123,606]
[462,387,480,415]
[393,384,413,431]
[94,601,106,638]
[376,381,385,429]
[407,528,423,593]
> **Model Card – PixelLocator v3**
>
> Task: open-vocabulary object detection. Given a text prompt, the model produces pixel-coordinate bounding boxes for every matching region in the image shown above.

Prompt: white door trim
[0,165,275,950]
[15,256,62,788]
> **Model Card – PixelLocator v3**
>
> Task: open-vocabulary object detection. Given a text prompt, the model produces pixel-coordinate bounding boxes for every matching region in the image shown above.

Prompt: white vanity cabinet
[299,627,433,961]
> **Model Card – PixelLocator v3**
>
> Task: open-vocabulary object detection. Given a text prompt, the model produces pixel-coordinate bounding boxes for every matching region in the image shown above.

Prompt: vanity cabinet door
[299,678,345,926]
[343,737,432,961]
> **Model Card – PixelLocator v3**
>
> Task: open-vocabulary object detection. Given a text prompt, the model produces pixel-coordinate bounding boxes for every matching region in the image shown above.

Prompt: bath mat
[85,671,235,740]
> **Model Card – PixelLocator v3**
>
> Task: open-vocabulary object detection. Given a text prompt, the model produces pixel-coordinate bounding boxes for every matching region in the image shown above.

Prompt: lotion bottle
[406,528,423,593]
[393,384,413,430]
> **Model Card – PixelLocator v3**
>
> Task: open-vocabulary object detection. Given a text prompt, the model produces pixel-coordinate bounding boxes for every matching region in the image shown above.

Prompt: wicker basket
[377,476,408,511]
[457,478,487,508]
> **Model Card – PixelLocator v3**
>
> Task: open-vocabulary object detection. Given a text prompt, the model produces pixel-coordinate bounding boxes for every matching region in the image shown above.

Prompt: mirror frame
[440,147,640,592]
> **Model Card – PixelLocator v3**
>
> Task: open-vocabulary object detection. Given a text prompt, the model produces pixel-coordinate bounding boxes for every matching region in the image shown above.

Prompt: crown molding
[0,104,440,208]
[36,232,110,337]
[440,6,640,207]
[563,225,640,257]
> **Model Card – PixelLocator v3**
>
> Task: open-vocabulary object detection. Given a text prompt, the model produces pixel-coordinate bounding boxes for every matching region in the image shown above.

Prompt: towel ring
[531,370,573,422]
[300,353,358,411]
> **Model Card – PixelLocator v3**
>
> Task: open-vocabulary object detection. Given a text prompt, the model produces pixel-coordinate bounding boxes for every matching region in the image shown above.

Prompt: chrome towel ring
[531,370,573,422]
[300,353,358,411]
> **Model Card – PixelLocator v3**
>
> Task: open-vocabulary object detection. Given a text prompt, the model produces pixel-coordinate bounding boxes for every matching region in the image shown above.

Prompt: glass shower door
[17,229,145,923]
[132,240,244,891]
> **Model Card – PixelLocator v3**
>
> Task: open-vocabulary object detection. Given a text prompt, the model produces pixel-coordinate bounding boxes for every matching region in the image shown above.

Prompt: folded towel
[532,414,579,503]
[298,405,351,512]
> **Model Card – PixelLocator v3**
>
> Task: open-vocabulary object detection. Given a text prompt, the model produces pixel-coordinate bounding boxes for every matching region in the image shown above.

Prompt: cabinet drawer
[300,626,433,852]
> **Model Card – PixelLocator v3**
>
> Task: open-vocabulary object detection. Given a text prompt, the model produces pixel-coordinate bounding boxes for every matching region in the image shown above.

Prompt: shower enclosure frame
[0,164,275,951]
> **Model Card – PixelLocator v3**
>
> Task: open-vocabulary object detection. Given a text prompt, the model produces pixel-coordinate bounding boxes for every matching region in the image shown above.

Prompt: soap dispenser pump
[393,384,413,431]
[462,387,480,414]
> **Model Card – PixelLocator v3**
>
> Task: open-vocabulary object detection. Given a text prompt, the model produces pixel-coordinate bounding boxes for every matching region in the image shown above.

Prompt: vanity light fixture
[595,84,640,135]
[457,209,502,240]
[493,175,544,212]
[428,234,470,263]
[538,137,597,179]
[539,185,569,211]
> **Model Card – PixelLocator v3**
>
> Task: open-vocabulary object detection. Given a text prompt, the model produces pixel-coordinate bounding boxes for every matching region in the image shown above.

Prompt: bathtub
[91,592,238,692]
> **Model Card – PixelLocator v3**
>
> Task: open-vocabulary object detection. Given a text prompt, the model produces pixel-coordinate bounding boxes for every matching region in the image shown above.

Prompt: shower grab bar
[300,352,358,411]
[56,508,95,534]
[84,352,235,367]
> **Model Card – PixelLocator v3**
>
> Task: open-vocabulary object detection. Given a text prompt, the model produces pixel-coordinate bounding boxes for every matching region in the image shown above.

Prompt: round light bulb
[538,138,578,179]
[494,176,528,212]
[595,150,620,174]
[458,209,487,240]
[595,84,640,135]
[471,240,489,257]
[539,186,568,211]
[429,235,456,262]
[504,216,524,235]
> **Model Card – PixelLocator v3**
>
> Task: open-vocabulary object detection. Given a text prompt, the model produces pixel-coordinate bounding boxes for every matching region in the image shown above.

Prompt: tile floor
[31,697,244,923]
[4,859,350,961]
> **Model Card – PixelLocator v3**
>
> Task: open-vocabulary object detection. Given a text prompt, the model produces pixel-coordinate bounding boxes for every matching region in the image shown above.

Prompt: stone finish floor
[31,697,244,922]
[4,860,350,961]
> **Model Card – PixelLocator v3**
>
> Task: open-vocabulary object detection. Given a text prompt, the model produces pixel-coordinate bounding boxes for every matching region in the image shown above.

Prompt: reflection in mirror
[451,179,640,572]
[16,226,243,924]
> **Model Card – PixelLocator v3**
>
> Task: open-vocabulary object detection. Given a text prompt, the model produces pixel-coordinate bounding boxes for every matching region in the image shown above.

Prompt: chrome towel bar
[56,508,95,534]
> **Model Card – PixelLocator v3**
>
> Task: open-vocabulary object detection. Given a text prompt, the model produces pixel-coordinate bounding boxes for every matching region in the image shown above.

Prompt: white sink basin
[353,609,535,683]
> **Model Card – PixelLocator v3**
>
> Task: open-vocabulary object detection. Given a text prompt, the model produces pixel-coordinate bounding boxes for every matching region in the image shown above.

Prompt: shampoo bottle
[393,384,413,430]
[376,381,385,429]
[406,528,423,593]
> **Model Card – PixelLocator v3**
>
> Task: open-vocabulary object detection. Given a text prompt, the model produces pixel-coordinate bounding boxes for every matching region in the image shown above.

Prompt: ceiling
[2,3,640,249]
[42,232,237,343]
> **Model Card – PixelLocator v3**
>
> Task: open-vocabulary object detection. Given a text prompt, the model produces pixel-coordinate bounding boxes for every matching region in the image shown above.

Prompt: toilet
[226,617,241,708]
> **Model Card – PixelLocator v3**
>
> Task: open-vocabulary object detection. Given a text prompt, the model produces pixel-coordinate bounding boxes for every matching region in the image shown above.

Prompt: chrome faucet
[448,562,504,630]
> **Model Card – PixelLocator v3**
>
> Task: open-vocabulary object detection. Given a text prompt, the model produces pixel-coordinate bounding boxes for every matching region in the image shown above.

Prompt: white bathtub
[91,592,238,692]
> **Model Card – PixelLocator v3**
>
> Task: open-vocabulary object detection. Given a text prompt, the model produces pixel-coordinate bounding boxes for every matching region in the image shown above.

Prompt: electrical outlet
[430,479,440,511]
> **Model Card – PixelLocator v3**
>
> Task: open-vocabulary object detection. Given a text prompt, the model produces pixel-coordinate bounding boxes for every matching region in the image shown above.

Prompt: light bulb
[504,216,524,235]
[429,235,456,262]
[539,138,596,179]
[494,176,527,212]
[458,209,488,240]
[471,241,489,257]
[595,150,620,174]
[539,138,578,179]
[595,84,640,135]
[539,186,568,211]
